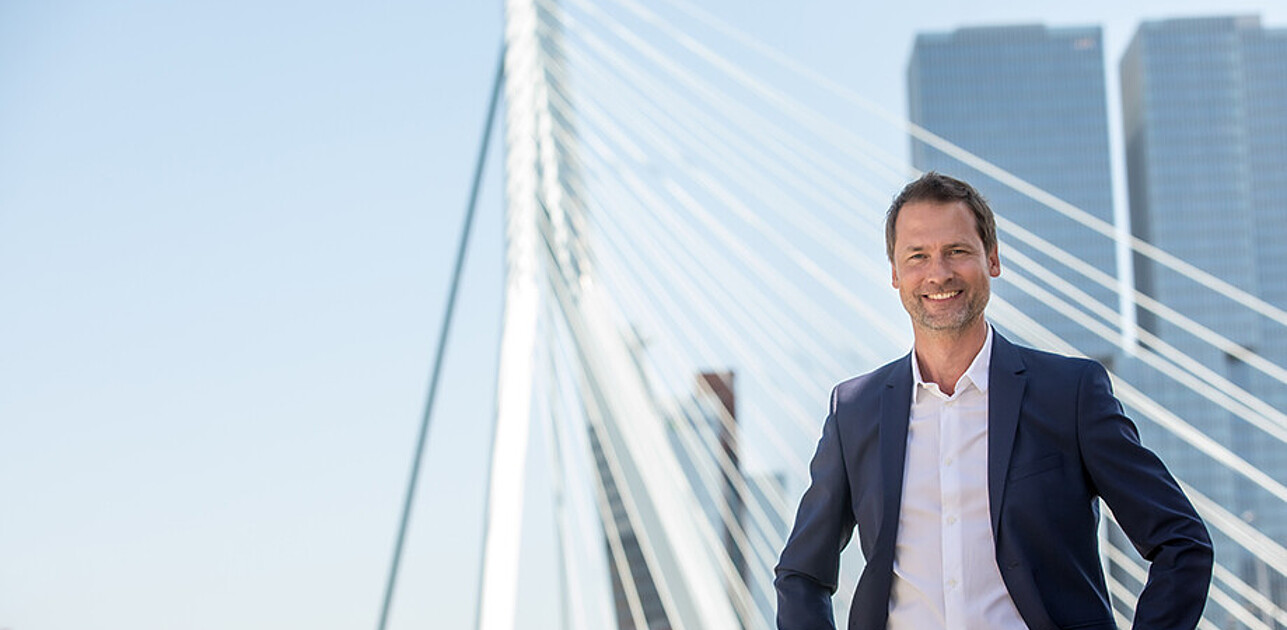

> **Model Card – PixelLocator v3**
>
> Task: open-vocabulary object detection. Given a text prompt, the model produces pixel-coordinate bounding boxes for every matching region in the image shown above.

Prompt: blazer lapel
[988,333,1028,536]
[878,355,913,548]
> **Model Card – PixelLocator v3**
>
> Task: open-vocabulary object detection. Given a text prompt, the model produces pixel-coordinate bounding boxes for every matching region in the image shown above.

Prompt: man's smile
[924,290,962,301]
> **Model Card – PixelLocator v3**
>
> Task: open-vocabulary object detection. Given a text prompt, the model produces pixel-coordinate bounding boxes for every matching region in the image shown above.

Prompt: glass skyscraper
[907,25,1118,365]
[1122,15,1287,612]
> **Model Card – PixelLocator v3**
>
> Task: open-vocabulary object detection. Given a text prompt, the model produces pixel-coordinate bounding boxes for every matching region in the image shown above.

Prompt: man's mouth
[924,290,961,301]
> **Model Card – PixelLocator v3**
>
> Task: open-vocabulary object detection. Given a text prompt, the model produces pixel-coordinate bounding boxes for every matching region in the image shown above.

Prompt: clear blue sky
[0,1,1279,629]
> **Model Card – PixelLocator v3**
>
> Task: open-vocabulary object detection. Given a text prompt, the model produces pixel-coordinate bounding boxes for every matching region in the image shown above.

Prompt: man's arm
[775,389,856,630]
[1076,361,1213,630]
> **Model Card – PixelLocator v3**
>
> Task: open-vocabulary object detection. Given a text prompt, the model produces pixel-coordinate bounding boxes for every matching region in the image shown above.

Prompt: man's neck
[912,320,989,396]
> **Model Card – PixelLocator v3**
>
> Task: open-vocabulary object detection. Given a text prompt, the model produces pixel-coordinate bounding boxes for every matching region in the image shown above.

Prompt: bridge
[391,1,1287,628]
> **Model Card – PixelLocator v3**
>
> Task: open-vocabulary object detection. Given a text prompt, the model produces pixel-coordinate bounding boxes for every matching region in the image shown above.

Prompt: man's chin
[915,312,978,333]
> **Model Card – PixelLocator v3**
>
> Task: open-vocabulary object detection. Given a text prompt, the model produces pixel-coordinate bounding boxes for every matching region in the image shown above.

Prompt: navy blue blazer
[775,333,1212,630]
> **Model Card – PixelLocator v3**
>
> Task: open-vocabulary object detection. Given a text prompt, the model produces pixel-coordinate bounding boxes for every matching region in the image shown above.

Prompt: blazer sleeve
[775,387,856,630]
[1075,361,1213,630]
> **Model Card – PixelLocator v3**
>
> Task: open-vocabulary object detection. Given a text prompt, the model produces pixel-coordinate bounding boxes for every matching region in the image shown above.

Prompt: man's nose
[924,256,952,283]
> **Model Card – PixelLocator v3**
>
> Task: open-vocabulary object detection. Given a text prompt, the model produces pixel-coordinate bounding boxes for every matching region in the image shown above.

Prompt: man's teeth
[926,291,960,300]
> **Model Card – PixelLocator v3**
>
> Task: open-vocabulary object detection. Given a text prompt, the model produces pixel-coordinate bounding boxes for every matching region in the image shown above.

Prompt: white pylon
[475,0,546,628]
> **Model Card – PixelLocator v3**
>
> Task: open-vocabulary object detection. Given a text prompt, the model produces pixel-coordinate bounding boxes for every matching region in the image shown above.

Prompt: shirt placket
[940,390,965,629]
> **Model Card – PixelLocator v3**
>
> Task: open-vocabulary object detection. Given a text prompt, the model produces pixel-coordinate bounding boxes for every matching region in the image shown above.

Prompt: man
[775,172,1212,630]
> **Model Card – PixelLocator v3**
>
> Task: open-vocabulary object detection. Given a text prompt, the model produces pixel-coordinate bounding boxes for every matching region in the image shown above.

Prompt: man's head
[885,172,997,263]
[886,173,1000,337]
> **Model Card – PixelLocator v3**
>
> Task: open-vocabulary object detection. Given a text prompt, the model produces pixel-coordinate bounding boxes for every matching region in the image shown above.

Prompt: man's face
[890,200,1000,336]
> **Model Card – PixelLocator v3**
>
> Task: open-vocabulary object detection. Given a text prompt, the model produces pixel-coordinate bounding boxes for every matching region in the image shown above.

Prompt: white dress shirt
[887,326,1029,630]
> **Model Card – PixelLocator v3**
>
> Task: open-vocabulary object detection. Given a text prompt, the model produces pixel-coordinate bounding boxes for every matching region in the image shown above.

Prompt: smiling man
[774,172,1212,630]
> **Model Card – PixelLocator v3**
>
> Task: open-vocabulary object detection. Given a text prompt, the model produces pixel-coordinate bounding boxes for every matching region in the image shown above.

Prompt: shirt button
[946,515,957,525]
[944,457,954,466]
[947,578,958,589]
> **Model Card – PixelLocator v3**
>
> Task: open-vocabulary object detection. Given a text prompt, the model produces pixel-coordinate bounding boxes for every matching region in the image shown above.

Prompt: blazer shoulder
[832,354,909,409]
[1002,335,1103,379]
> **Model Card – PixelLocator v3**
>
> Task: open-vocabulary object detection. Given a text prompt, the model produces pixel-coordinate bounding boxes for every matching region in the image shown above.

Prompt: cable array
[495,1,1287,627]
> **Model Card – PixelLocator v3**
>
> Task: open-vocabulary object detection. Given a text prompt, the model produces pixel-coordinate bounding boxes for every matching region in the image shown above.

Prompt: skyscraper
[907,25,1118,365]
[1121,14,1287,610]
[1121,16,1287,357]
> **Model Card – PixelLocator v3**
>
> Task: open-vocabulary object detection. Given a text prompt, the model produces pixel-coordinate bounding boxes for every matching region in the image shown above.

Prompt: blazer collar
[987,332,1028,536]
[877,353,914,552]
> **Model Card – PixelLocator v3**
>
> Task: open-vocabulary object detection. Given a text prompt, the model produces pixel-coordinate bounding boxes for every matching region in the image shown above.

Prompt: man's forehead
[894,201,978,240]
[898,198,972,217]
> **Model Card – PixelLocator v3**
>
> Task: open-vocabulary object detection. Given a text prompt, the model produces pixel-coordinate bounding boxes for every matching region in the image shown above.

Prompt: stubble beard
[905,285,990,334]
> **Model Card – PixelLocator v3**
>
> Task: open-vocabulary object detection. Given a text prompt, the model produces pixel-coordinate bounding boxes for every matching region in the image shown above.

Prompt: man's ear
[891,262,900,288]
[988,246,1001,277]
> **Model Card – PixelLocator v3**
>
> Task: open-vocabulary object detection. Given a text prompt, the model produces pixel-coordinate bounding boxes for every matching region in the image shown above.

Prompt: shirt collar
[910,324,994,397]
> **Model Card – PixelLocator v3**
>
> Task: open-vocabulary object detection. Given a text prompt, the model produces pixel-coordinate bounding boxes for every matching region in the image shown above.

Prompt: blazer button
[1007,561,1020,569]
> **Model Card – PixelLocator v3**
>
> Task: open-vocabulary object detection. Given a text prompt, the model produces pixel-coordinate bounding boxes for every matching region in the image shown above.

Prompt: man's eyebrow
[901,242,974,251]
